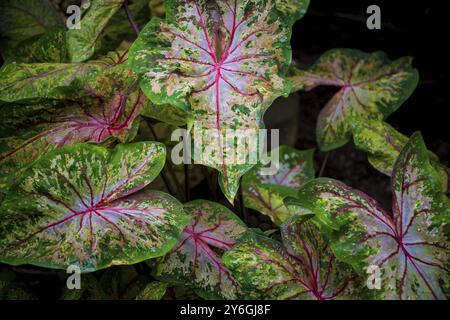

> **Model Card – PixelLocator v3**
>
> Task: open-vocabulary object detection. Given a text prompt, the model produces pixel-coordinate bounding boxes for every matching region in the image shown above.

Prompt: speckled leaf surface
[223,219,360,300]
[0,62,102,103]
[351,119,448,192]
[352,119,409,175]
[129,0,308,202]
[0,142,189,272]
[289,49,419,151]
[136,281,168,300]
[242,146,314,225]
[0,69,144,192]
[296,133,450,299]
[153,199,247,299]
[67,0,125,62]
[0,0,63,59]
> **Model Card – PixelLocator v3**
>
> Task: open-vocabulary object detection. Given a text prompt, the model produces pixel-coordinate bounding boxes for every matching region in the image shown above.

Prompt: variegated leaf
[153,199,247,299]
[296,133,450,299]
[289,49,419,151]
[242,146,314,225]
[136,281,168,300]
[223,219,361,300]
[0,70,145,192]
[351,119,448,192]
[0,142,189,272]
[67,0,125,62]
[129,0,308,202]
[0,62,102,103]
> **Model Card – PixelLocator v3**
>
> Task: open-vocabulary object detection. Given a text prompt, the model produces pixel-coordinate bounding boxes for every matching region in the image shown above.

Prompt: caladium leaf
[0,62,102,103]
[352,119,409,176]
[351,119,449,192]
[296,132,450,299]
[274,0,309,22]
[223,217,361,300]
[0,71,145,192]
[0,0,63,59]
[242,146,314,225]
[0,142,189,272]
[153,199,247,299]
[289,49,419,151]
[67,0,125,62]
[136,281,168,300]
[141,101,192,128]
[129,0,308,202]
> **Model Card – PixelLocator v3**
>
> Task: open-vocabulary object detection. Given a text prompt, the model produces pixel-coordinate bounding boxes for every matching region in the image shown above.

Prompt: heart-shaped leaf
[0,142,189,272]
[0,0,63,59]
[129,0,309,202]
[223,215,361,300]
[288,49,419,151]
[135,281,168,300]
[67,0,125,62]
[242,145,314,225]
[153,199,247,299]
[296,132,450,299]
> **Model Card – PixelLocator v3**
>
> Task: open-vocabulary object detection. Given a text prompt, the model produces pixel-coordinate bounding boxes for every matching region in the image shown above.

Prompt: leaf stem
[146,120,185,200]
[238,185,248,223]
[123,0,140,36]
[184,164,190,201]
[319,152,330,177]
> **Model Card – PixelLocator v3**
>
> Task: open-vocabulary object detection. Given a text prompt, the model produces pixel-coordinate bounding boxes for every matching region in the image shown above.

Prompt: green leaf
[0,0,63,59]
[135,281,168,300]
[67,0,125,62]
[288,49,419,151]
[129,0,308,202]
[153,199,247,299]
[141,101,192,128]
[296,133,450,299]
[352,119,409,176]
[223,216,361,300]
[351,119,449,193]
[242,146,314,225]
[0,142,189,272]
[0,62,102,103]
[274,0,309,22]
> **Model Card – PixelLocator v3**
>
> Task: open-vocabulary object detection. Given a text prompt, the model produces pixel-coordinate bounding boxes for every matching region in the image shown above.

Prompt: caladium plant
[129,0,309,202]
[0,142,188,272]
[288,49,419,151]
[0,0,447,302]
[295,132,450,299]
[242,145,314,225]
[223,214,364,300]
[153,199,247,299]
